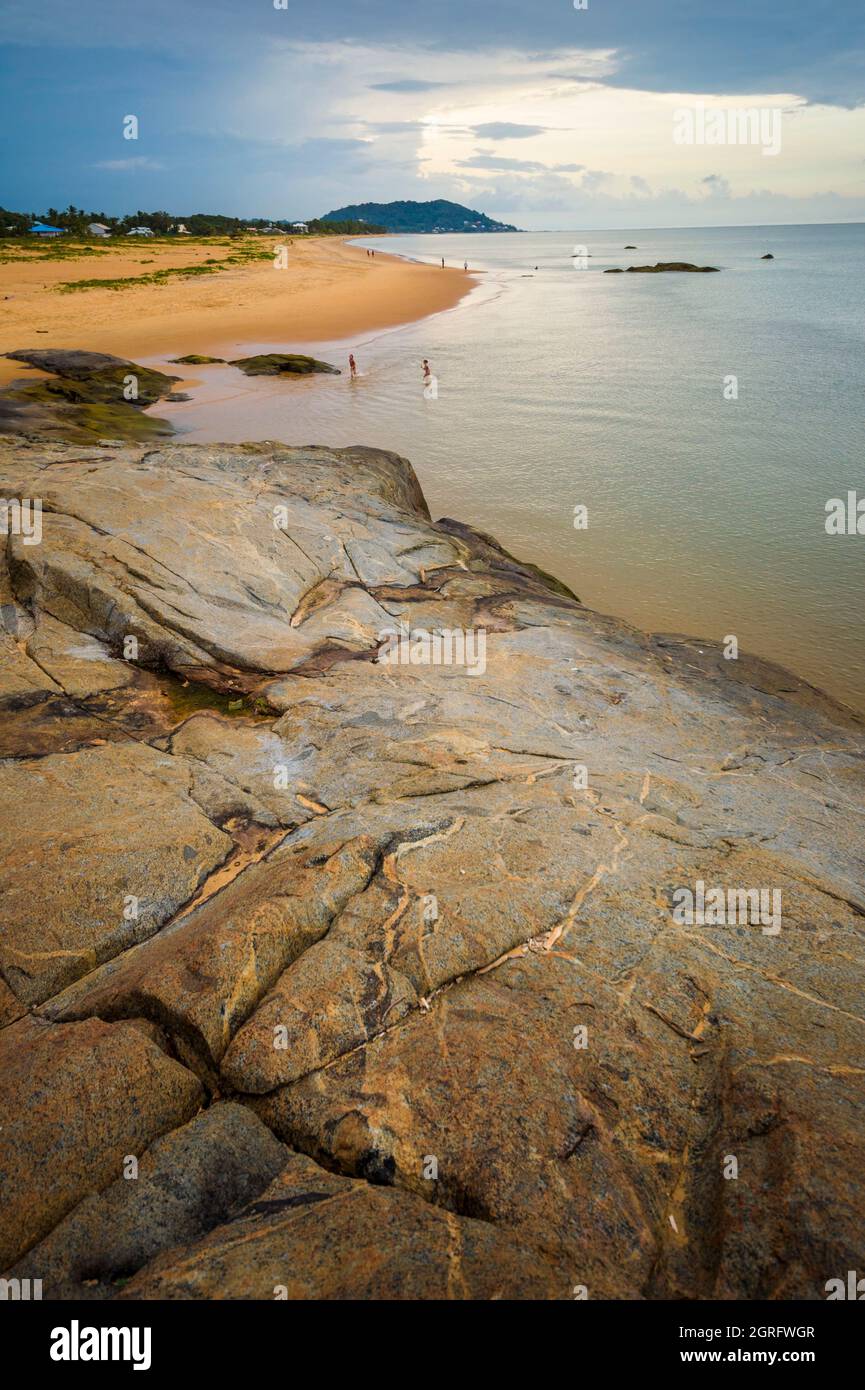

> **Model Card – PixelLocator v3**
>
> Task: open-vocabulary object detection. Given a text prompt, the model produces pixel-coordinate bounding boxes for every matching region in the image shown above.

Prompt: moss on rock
[229,353,341,376]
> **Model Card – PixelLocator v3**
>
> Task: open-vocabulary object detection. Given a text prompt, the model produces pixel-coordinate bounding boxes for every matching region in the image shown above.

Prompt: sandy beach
[0,235,474,375]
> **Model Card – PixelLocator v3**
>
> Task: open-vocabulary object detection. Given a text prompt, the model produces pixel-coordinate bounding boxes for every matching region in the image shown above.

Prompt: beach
[0,234,473,374]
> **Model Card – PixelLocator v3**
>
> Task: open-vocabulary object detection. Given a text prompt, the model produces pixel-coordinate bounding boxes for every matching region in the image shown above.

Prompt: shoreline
[0,235,476,371]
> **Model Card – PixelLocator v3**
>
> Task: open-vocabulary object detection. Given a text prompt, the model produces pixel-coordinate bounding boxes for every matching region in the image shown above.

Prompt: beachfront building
[87,223,111,237]
[291,222,308,233]
[126,226,155,237]
[29,222,65,237]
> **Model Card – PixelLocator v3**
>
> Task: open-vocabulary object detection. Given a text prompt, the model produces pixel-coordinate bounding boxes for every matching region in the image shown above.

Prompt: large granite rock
[8,1103,286,1299]
[1,437,863,1299]
[117,1151,569,1300]
[0,1015,204,1269]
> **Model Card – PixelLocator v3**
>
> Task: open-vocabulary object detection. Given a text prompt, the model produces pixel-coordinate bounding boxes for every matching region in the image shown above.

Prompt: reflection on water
[153,223,865,713]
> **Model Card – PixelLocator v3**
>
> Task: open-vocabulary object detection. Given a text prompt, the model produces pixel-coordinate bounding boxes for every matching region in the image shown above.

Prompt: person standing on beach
[464,260,468,271]
[349,353,357,378]
[422,358,438,399]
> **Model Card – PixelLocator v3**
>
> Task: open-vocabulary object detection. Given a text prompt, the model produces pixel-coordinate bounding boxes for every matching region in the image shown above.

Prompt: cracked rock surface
[1,438,863,1299]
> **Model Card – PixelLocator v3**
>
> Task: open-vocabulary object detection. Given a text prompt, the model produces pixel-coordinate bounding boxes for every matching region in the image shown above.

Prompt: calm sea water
[157,224,865,713]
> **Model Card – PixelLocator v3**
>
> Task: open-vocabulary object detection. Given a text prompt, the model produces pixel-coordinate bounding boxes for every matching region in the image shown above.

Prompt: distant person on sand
[349,353,357,378]
[464,260,468,271]
[441,257,445,269]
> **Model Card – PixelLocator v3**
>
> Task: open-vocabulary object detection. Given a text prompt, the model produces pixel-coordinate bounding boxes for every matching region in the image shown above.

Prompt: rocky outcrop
[605,263,720,274]
[8,1104,285,1298]
[169,355,226,365]
[0,349,177,442]
[229,354,340,376]
[1,438,863,1300]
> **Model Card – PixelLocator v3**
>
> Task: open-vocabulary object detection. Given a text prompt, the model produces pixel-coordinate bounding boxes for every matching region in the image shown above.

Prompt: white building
[88,223,111,237]
[126,227,155,237]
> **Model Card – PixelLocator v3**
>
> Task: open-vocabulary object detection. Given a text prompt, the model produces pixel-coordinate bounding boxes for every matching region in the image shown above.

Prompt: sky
[1,0,864,229]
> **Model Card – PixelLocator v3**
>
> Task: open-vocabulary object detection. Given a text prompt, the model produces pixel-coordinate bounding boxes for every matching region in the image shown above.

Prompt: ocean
[158,223,865,714]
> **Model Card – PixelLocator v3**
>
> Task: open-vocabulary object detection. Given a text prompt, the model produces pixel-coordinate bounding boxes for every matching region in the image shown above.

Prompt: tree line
[0,206,386,237]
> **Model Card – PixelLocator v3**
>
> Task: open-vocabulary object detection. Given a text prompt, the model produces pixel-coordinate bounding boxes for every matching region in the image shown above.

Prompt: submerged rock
[761,253,775,259]
[0,437,863,1300]
[229,353,341,376]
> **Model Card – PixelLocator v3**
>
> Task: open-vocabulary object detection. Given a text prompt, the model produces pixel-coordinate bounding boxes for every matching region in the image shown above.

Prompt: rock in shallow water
[0,348,178,442]
[0,436,863,1299]
[605,262,720,274]
[229,353,341,376]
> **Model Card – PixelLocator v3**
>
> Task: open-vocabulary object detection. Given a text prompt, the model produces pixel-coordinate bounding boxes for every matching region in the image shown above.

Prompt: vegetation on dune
[52,241,273,292]
[0,242,112,263]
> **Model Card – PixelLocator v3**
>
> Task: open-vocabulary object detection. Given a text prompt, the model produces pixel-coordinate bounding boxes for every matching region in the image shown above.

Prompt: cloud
[470,122,551,139]
[2,0,863,106]
[456,153,584,174]
[92,156,164,171]
[370,79,450,93]
[360,120,425,133]
[4,16,865,226]
[701,173,732,197]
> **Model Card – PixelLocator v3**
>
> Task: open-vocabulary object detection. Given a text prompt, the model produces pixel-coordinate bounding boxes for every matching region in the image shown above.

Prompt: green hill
[320,199,519,234]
